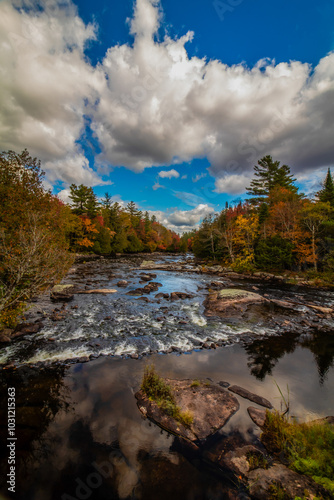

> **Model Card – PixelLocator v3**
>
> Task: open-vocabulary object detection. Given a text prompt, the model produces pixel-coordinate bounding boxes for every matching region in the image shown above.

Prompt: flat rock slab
[136,379,239,443]
[228,385,272,409]
[247,406,267,428]
[204,289,267,318]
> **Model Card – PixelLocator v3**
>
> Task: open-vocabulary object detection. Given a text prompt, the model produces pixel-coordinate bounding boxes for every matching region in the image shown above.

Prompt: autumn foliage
[193,156,334,273]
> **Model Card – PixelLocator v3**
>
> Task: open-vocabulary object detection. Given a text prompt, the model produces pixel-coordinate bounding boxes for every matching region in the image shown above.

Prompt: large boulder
[136,379,239,442]
[204,288,267,318]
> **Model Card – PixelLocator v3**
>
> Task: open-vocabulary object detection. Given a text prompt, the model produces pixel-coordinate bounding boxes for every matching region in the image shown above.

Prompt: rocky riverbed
[0,253,333,368]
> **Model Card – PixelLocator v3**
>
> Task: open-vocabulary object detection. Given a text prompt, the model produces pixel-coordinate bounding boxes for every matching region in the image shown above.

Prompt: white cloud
[181,174,187,179]
[148,204,215,233]
[0,0,106,188]
[152,181,165,190]
[214,174,252,195]
[158,169,180,179]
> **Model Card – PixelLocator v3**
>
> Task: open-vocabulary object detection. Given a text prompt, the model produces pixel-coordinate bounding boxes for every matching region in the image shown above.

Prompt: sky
[0,0,334,233]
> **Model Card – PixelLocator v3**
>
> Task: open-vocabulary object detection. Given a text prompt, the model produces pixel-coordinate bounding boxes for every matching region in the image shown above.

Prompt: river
[0,254,333,499]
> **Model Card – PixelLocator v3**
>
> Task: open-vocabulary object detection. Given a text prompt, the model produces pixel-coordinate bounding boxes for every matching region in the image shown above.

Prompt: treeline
[67,185,190,254]
[193,155,334,273]
[0,150,189,327]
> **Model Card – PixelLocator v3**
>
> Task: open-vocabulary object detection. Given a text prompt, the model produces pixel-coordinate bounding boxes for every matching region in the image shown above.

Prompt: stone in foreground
[247,406,267,428]
[136,379,239,442]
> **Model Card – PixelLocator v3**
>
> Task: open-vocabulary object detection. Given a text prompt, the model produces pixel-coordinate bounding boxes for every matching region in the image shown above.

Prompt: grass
[141,365,193,428]
[246,450,269,471]
[261,410,334,496]
[191,379,201,388]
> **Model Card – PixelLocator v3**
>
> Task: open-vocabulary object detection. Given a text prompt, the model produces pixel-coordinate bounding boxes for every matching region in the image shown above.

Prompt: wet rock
[130,353,139,359]
[0,329,13,342]
[137,297,150,303]
[50,284,75,302]
[228,385,272,409]
[139,274,155,282]
[12,322,43,338]
[104,316,112,320]
[77,289,117,294]
[117,280,128,287]
[136,379,239,442]
[170,292,193,301]
[155,293,169,299]
[204,289,268,318]
[247,407,267,428]
[71,305,78,310]
[77,356,90,363]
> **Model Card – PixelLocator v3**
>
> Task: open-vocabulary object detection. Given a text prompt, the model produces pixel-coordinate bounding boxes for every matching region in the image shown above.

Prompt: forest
[1,149,333,328]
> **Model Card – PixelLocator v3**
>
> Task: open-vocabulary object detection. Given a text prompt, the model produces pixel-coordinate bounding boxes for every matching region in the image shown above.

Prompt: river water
[0,254,333,499]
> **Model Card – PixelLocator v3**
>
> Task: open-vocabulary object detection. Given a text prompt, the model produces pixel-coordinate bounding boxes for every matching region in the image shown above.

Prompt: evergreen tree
[318,168,334,207]
[247,155,297,204]
[69,184,99,217]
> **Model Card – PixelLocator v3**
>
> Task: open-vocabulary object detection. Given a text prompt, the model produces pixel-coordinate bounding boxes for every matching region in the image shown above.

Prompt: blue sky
[0,0,334,231]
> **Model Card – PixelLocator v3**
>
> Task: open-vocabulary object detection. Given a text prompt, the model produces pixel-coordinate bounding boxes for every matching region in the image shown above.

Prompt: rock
[218,381,230,388]
[0,332,12,343]
[117,280,128,287]
[50,284,75,302]
[247,407,267,428]
[77,356,89,363]
[228,385,272,409]
[170,292,193,301]
[155,293,169,299]
[130,353,139,359]
[204,289,267,318]
[248,463,326,500]
[136,379,239,442]
[139,275,154,282]
[77,289,117,294]
[12,322,43,338]
[140,260,156,268]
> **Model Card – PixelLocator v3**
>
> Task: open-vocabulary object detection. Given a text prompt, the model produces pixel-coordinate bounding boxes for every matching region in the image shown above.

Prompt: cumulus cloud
[214,174,252,195]
[158,169,180,179]
[0,0,105,187]
[148,204,215,233]
[1,0,334,195]
[92,0,334,182]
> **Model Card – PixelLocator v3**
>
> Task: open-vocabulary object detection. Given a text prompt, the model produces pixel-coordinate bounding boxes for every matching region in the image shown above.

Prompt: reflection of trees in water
[245,330,334,383]
[245,332,300,380]
[301,330,334,384]
[0,364,71,494]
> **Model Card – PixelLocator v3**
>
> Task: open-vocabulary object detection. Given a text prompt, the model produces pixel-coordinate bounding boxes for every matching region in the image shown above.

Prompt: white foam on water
[26,345,91,364]
[189,311,207,327]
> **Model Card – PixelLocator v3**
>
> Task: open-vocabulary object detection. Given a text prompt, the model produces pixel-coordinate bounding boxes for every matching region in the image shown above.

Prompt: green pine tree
[247,155,297,204]
[318,168,334,207]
